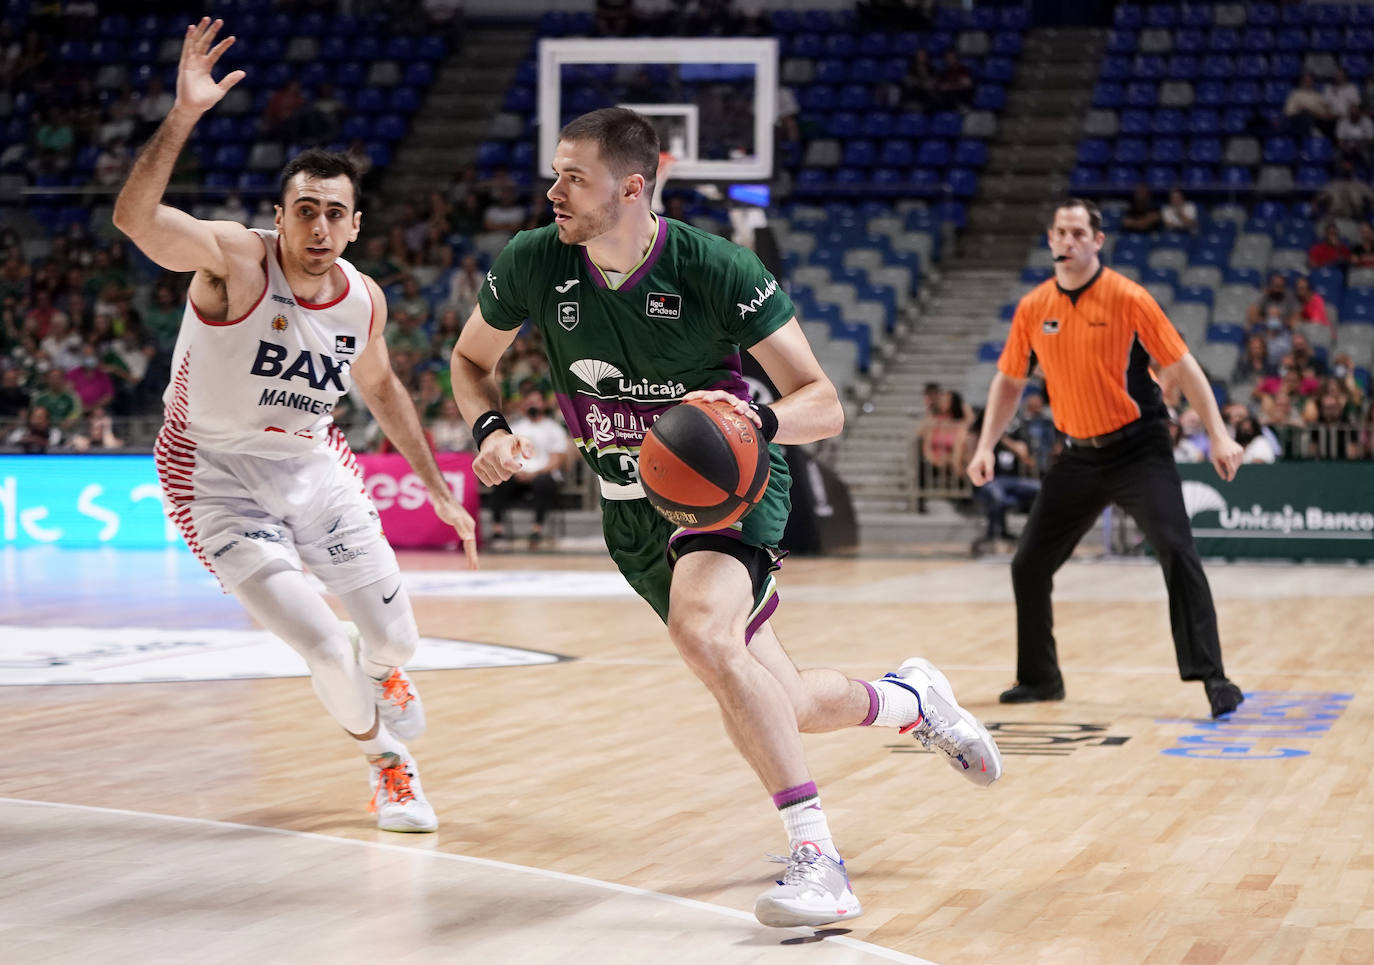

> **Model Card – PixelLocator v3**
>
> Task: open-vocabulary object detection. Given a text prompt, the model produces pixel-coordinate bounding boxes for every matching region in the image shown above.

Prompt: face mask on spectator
[1334,364,1348,378]
[1266,316,1283,331]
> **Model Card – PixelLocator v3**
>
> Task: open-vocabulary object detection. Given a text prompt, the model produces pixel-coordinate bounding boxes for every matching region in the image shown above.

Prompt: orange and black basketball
[639,399,771,531]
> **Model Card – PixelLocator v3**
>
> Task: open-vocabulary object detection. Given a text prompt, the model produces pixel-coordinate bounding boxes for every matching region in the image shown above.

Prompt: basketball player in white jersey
[113,18,478,832]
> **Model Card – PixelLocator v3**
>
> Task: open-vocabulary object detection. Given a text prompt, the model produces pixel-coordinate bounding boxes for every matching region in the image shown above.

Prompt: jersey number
[619,455,640,483]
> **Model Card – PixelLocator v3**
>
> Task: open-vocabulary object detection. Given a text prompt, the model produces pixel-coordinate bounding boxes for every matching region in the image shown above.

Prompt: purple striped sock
[857,679,879,726]
[771,780,818,810]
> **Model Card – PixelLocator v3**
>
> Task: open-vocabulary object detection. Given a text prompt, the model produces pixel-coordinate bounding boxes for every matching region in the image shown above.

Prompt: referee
[967,198,1245,719]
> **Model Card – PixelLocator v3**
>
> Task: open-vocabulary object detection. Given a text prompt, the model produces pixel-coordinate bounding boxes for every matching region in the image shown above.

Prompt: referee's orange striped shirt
[998,265,1189,440]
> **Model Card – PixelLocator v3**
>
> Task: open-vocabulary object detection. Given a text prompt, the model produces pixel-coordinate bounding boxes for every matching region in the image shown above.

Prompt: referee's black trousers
[1009,420,1226,689]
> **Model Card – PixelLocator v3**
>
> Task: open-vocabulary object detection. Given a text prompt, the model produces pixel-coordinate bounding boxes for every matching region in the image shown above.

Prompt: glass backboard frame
[537,38,778,181]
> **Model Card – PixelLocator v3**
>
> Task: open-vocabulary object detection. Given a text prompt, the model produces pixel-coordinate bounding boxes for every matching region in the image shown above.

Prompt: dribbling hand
[681,389,760,429]
[431,493,479,569]
[176,18,246,117]
[473,432,533,486]
[966,447,995,487]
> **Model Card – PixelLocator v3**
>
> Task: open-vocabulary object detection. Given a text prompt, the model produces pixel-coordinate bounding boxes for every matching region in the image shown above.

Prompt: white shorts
[155,423,399,594]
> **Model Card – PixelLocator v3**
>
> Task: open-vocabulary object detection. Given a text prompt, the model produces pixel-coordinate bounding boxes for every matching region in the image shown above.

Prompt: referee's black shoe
[1205,677,1245,718]
[999,680,1066,703]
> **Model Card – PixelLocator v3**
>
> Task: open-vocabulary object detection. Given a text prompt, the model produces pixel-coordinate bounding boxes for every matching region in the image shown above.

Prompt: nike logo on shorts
[382,584,401,604]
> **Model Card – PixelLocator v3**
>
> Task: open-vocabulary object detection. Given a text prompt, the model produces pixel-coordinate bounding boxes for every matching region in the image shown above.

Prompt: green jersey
[478,217,795,487]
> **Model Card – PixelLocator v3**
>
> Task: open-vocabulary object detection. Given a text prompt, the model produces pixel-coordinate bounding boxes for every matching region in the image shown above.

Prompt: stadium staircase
[833,27,1107,548]
[380,24,535,205]
[963,28,1108,267]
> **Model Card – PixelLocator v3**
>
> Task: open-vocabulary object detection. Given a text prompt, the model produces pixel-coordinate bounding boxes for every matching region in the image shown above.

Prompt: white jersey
[162,228,374,457]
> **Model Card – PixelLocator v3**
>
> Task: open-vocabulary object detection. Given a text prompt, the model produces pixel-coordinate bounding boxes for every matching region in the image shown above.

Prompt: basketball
[639,399,770,531]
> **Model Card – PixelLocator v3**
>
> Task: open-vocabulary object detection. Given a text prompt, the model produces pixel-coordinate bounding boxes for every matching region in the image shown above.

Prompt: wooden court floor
[2,546,1373,964]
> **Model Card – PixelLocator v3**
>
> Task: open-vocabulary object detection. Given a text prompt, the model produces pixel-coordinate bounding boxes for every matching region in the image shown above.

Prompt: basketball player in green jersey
[450,108,1002,927]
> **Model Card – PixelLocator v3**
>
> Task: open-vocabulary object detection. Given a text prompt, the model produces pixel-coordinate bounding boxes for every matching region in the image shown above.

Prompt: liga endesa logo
[0,626,567,686]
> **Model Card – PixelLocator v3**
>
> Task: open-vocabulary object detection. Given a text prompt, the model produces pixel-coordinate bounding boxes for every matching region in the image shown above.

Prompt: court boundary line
[0,796,939,965]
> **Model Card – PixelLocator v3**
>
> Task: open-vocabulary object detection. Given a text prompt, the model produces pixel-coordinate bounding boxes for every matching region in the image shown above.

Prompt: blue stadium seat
[388,87,420,113]
[1200,54,1234,80]
[1299,136,1333,164]
[881,140,916,167]
[1108,165,1141,189]
[1209,28,1239,52]
[1145,165,1177,192]
[1229,81,1261,106]
[893,112,927,138]
[1189,137,1222,164]
[1078,139,1111,165]
[1178,286,1215,308]
[947,169,979,198]
[1145,5,1178,27]
[1220,108,1252,136]
[1106,30,1136,54]
[1174,28,1206,54]
[1152,109,1185,136]
[977,341,1004,363]
[1114,138,1148,164]
[336,62,365,88]
[402,63,434,87]
[1236,54,1269,79]
[374,114,407,142]
[1093,82,1125,109]
[953,140,988,167]
[1119,109,1152,135]
[843,140,877,167]
[1133,54,1167,81]
[1206,323,1246,345]
[1166,54,1200,79]
[929,111,963,138]
[1151,138,1184,164]
[917,140,951,167]
[1125,82,1157,108]
[860,112,896,138]
[353,87,385,113]
[1194,81,1227,107]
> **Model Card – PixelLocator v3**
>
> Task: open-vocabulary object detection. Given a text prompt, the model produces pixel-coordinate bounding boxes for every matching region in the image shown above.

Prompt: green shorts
[601,444,791,637]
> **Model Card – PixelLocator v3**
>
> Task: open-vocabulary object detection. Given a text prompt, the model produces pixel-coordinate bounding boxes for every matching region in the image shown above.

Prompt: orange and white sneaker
[368,752,437,833]
[373,667,426,741]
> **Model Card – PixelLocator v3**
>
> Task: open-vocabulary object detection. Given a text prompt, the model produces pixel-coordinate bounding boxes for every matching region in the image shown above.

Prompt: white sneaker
[367,753,437,833]
[754,843,863,928]
[345,623,427,741]
[883,657,1003,787]
[373,667,426,741]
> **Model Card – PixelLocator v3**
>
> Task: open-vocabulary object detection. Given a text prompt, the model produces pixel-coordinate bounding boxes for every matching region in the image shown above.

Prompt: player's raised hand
[681,389,760,428]
[431,492,479,570]
[966,446,996,486]
[473,432,533,486]
[175,18,245,116]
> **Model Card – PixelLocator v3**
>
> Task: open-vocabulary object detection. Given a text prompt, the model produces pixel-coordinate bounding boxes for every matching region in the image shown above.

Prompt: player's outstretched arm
[353,276,479,567]
[450,305,530,486]
[711,317,842,445]
[113,17,253,275]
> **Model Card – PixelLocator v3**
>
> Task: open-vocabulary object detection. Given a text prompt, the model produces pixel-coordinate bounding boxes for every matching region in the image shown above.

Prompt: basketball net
[651,150,675,214]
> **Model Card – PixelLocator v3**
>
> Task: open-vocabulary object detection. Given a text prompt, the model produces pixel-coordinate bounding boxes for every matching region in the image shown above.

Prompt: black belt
[1067,418,1155,448]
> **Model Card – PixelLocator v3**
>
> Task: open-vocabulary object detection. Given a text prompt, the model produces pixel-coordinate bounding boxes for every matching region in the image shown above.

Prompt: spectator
[1308,222,1351,270]
[0,247,31,303]
[446,163,481,208]
[1257,303,1294,368]
[412,367,447,422]
[391,275,433,329]
[25,289,68,342]
[262,78,304,140]
[1177,407,1212,462]
[442,253,484,321]
[1329,351,1367,408]
[137,74,173,139]
[968,403,1042,557]
[1169,417,1205,463]
[209,190,250,224]
[1304,378,1359,459]
[1314,161,1374,220]
[1121,184,1162,233]
[39,312,82,370]
[1232,334,1273,385]
[5,404,60,453]
[0,365,28,418]
[299,82,344,142]
[97,87,138,146]
[352,236,407,289]
[1160,187,1198,233]
[448,191,487,238]
[1322,68,1361,120]
[1246,272,1298,326]
[433,307,464,359]
[482,185,529,235]
[384,309,431,357]
[94,139,133,186]
[70,404,122,451]
[917,388,970,479]
[1351,222,1374,267]
[1285,73,1333,137]
[1019,389,1059,475]
[427,396,473,453]
[107,324,158,414]
[143,281,183,352]
[900,48,937,112]
[1336,105,1374,166]
[1234,414,1278,463]
[484,390,570,548]
[66,341,115,412]
[1257,356,1318,427]
[935,49,973,111]
[249,198,276,230]
[1288,275,1331,332]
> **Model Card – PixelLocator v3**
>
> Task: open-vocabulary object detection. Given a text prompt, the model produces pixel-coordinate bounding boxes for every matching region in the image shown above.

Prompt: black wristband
[471,410,511,451]
[749,401,779,442]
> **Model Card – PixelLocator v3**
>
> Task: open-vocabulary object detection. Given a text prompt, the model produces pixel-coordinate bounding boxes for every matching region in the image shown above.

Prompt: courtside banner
[0,452,479,549]
[356,452,479,549]
[1177,463,1374,561]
